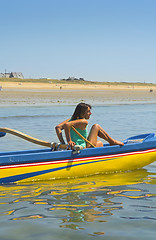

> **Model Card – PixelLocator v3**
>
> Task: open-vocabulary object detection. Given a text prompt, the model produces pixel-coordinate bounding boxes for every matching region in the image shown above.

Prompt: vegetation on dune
[0,77,156,87]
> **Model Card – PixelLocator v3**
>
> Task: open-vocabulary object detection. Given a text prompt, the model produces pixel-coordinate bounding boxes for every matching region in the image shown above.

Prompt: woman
[55,103,124,148]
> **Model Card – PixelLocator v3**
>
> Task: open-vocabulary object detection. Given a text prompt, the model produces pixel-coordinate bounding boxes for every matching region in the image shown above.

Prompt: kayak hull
[0,133,156,183]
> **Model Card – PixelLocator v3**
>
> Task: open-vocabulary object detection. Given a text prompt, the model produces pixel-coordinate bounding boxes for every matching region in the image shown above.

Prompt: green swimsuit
[69,120,88,148]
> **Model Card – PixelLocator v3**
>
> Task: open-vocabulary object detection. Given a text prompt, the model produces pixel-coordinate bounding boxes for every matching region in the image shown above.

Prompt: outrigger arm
[0,127,69,149]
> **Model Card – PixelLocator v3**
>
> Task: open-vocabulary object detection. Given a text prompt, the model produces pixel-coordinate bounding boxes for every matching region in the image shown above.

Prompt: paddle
[71,126,96,148]
[0,127,68,149]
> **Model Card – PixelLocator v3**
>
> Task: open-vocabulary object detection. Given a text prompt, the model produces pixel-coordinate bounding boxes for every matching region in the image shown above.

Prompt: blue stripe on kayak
[0,157,118,183]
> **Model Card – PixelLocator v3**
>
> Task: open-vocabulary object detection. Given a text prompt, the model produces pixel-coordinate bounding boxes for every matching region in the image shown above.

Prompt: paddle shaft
[71,126,96,148]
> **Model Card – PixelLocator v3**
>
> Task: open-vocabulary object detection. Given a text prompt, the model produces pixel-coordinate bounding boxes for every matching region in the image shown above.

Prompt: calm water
[0,104,156,239]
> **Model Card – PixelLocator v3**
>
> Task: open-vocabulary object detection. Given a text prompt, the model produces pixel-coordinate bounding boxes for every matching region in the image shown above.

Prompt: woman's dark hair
[71,103,91,120]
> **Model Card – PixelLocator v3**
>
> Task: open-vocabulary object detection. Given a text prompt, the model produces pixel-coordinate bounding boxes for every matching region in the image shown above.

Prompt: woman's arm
[55,119,70,144]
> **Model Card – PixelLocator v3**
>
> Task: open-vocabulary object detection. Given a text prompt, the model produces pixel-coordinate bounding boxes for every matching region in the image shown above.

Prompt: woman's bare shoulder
[69,119,88,130]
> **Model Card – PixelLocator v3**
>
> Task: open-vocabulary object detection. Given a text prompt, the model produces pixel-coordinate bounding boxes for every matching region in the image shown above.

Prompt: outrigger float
[0,127,156,184]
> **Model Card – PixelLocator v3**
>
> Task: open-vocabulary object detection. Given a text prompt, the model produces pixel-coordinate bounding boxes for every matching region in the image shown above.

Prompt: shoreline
[0,81,156,106]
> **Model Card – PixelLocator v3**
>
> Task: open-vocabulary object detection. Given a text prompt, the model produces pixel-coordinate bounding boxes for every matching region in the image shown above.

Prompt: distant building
[9,72,24,79]
[0,72,24,79]
[0,73,10,78]
[63,77,85,81]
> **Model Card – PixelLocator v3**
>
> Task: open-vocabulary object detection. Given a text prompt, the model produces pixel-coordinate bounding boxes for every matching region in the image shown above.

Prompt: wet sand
[0,82,156,106]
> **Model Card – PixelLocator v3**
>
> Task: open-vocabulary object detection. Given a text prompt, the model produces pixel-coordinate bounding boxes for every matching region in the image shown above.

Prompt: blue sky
[0,0,156,83]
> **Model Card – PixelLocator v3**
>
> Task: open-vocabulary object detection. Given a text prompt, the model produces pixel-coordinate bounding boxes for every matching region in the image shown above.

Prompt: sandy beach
[0,81,156,106]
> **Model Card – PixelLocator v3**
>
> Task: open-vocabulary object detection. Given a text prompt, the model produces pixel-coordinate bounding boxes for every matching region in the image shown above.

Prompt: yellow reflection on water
[34,201,48,205]
[12,214,43,220]
[0,168,156,224]
[0,169,154,200]
[107,189,147,199]
[0,209,15,216]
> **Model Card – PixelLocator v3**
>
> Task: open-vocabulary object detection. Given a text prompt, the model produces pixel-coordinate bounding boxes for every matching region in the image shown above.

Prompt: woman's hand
[67,140,75,149]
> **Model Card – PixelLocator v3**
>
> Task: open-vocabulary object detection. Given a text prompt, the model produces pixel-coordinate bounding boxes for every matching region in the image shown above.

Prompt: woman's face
[83,107,92,119]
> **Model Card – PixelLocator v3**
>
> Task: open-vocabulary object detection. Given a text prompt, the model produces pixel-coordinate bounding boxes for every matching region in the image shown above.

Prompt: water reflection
[0,169,156,233]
